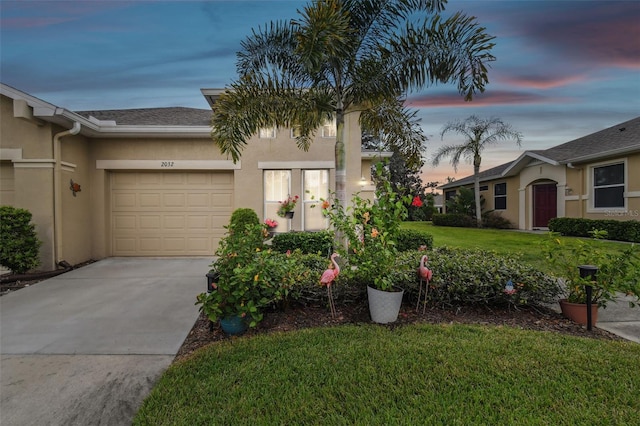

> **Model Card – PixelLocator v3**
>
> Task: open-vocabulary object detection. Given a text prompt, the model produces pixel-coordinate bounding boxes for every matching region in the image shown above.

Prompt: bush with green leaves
[542,230,640,308]
[229,208,260,232]
[0,206,42,273]
[197,209,271,327]
[396,248,561,308]
[271,231,333,255]
[396,229,434,251]
[548,217,640,243]
[432,213,476,228]
[482,211,514,229]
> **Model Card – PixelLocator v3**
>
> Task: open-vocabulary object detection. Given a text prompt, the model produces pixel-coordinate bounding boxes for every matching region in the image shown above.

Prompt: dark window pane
[445,190,456,201]
[594,163,624,186]
[594,186,624,208]
[479,185,488,191]
[495,197,507,210]
[494,183,507,195]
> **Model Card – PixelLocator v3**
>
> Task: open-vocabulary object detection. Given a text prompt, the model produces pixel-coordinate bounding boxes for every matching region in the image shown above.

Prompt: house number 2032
[161,161,175,168]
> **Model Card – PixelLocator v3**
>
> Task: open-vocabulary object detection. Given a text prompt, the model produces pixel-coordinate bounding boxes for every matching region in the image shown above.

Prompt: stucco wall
[1,95,57,270]
[60,135,93,265]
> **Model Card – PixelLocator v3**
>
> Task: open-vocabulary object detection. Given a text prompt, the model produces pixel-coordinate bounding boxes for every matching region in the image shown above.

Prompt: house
[0,83,380,271]
[439,117,640,229]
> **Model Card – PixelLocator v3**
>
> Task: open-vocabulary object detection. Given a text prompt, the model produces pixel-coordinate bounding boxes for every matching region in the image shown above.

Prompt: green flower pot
[220,315,248,335]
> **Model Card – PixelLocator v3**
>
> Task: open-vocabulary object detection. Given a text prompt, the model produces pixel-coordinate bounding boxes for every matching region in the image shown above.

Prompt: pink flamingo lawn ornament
[417,255,433,314]
[320,253,340,318]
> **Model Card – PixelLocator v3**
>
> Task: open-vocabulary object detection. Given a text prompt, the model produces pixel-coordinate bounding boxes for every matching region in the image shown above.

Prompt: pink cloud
[407,91,572,108]
[499,75,588,90]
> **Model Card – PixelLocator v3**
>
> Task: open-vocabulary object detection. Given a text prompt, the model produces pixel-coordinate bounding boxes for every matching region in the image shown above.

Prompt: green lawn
[402,222,628,273]
[134,224,640,424]
[134,324,640,425]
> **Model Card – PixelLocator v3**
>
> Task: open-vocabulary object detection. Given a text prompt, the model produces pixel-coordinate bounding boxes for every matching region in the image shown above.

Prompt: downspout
[53,122,81,265]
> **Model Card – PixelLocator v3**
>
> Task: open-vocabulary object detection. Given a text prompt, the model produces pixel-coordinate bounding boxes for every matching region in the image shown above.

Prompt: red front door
[533,184,557,228]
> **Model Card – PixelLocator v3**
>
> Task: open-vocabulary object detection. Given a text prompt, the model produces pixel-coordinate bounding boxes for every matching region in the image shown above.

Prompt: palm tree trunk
[474,164,482,227]
[334,107,347,249]
[335,107,346,207]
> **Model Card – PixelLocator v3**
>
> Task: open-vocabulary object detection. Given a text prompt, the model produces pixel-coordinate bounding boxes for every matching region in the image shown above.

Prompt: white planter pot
[367,285,404,324]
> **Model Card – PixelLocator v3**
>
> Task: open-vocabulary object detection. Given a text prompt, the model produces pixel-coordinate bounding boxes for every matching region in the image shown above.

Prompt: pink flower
[264,218,278,228]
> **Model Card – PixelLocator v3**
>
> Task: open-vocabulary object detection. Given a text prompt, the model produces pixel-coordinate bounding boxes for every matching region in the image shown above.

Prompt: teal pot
[220,315,248,335]
[367,285,404,324]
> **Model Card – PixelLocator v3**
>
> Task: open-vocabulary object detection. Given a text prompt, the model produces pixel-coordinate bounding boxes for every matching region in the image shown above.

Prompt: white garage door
[111,171,233,256]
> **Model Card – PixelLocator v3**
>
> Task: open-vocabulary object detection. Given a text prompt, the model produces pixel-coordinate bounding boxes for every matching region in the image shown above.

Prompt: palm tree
[432,115,523,226]
[212,0,496,211]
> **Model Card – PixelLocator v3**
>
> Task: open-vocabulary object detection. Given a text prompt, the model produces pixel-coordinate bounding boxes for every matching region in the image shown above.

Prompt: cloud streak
[407,91,573,108]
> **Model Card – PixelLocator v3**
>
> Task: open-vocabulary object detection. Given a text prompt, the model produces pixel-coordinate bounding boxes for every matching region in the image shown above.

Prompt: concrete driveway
[1,257,212,426]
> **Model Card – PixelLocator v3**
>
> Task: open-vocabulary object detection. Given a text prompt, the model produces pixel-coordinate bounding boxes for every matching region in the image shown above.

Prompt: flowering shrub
[542,231,640,308]
[277,195,299,217]
[321,178,410,291]
[411,196,423,207]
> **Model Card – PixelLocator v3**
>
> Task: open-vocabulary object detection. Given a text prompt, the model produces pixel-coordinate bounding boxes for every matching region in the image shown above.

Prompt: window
[303,170,329,231]
[264,170,290,232]
[321,118,336,138]
[494,183,507,210]
[290,126,302,138]
[593,163,625,208]
[445,190,456,201]
[479,185,488,191]
[259,127,276,139]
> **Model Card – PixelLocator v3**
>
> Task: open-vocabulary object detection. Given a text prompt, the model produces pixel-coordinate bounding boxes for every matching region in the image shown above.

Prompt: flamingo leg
[422,279,430,315]
[327,285,336,318]
[331,286,337,318]
[416,278,423,312]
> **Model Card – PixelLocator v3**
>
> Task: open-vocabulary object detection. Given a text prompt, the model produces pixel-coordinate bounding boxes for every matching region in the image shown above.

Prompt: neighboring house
[0,83,382,271]
[439,117,640,230]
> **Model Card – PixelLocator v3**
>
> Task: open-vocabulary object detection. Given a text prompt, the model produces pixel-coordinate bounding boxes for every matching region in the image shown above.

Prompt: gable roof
[441,116,640,190]
[76,107,212,126]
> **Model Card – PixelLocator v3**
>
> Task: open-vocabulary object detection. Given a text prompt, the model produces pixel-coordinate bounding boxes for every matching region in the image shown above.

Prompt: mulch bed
[3,268,622,364]
[174,301,623,363]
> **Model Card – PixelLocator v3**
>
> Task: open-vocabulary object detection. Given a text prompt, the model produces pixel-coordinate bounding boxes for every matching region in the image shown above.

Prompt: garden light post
[578,265,598,331]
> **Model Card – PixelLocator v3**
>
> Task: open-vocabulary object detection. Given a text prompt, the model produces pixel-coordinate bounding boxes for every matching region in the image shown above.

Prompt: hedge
[271,231,334,255]
[432,213,476,228]
[548,217,640,243]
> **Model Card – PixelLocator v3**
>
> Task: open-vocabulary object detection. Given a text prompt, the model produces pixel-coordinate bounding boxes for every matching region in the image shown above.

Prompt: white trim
[96,159,241,170]
[626,191,640,198]
[586,158,627,213]
[0,148,23,161]
[61,161,77,172]
[518,187,526,230]
[258,161,334,169]
[13,159,55,168]
[564,195,580,201]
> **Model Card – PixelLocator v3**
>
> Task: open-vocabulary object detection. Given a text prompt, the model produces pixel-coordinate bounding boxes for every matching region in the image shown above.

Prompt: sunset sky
[2,0,638,187]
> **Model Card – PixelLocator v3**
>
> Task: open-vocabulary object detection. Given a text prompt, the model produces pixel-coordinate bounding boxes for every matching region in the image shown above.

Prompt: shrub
[432,213,476,228]
[548,217,640,243]
[287,252,363,307]
[0,206,42,273]
[271,231,333,255]
[396,248,561,308]
[482,211,514,229]
[396,229,434,251]
[229,208,260,232]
